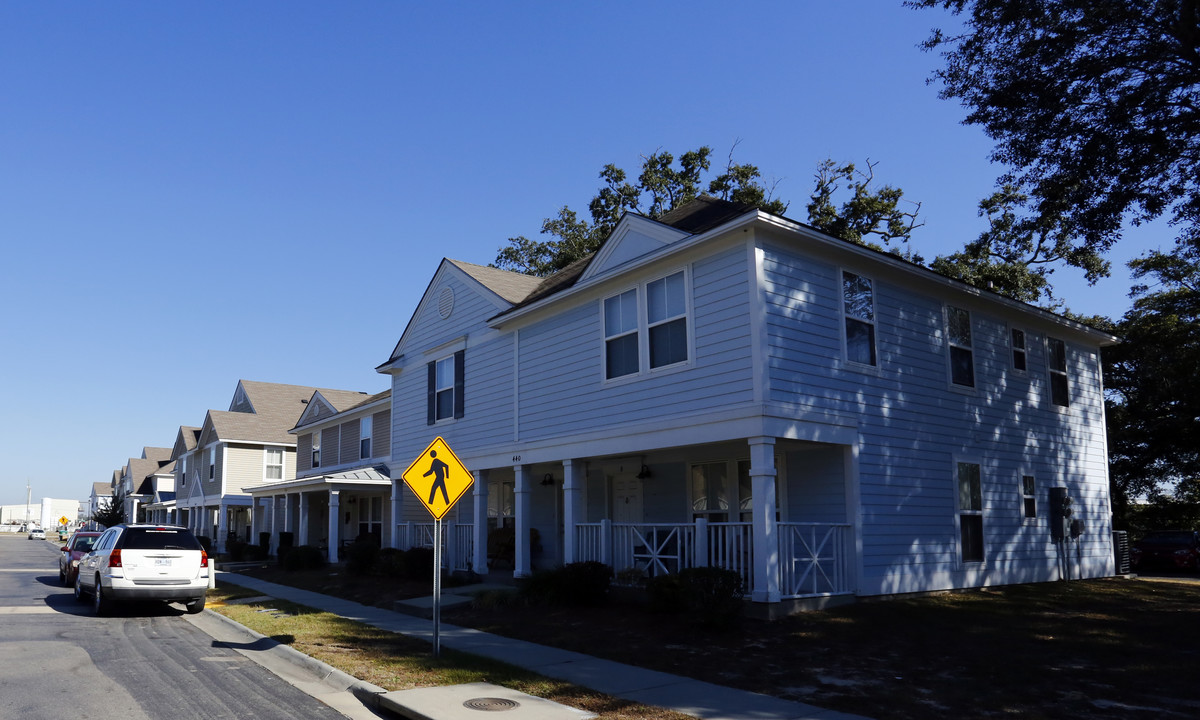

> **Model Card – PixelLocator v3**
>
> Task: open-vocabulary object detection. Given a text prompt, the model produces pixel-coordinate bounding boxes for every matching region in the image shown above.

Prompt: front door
[611,472,642,524]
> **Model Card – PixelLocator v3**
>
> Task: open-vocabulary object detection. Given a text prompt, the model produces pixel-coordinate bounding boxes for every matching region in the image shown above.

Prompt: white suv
[74,524,209,615]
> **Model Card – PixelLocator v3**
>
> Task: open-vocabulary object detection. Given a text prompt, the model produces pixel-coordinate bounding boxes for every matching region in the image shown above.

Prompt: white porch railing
[778,522,854,598]
[396,521,473,572]
[575,519,853,599]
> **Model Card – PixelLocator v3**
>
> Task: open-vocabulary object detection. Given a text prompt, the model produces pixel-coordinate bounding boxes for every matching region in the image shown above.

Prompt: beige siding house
[176,380,369,553]
[246,388,391,562]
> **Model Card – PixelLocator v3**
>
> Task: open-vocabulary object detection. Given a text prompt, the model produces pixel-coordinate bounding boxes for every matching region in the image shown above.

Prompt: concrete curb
[194,606,389,711]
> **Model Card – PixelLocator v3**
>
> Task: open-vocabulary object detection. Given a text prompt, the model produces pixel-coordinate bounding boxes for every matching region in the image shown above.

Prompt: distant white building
[0,499,82,528]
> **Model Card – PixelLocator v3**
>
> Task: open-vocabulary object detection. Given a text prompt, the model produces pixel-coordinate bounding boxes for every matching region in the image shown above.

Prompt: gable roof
[447,259,543,304]
[293,388,382,429]
[198,380,370,446]
[378,259,544,369]
[92,482,112,498]
[293,389,391,431]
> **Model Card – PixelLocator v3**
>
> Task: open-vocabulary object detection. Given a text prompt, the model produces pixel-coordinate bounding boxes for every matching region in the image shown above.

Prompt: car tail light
[200,550,208,568]
[110,549,122,568]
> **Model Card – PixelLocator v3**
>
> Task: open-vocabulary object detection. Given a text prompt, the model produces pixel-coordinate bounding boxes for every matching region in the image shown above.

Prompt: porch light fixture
[636,465,652,480]
[541,473,555,486]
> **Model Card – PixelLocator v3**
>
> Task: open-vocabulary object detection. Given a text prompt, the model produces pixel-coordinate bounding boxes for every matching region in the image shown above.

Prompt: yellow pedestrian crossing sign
[401,437,473,520]
[58,516,69,526]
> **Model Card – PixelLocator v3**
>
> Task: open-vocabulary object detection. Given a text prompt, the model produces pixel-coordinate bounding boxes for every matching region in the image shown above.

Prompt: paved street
[0,534,357,720]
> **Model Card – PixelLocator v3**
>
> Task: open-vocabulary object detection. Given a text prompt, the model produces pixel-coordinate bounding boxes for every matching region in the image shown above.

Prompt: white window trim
[953,455,986,567]
[944,305,977,392]
[1019,472,1037,522]
[1009,325,1028,374]
[263,446,285,481]
[600,267,694,385]
[686,456,786,522]
[360,416,373,460]
[311,432,321,469]
[1046,336,1071,409]
[839,268,880,373]
[434,355,457,422]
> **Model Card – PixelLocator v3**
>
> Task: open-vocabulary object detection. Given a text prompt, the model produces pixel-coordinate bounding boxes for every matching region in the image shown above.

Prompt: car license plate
[155,558,171,567]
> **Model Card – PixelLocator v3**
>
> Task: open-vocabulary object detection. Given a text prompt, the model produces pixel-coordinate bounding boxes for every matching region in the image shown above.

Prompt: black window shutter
[453,350,465,419]
[426,361,436,425]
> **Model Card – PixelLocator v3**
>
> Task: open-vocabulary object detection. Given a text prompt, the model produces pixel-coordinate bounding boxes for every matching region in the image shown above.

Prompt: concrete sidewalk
[214,570,870,720]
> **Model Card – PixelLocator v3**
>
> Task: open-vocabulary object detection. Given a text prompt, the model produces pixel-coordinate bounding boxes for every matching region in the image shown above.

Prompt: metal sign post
[400,436,473,659]
[432,518,442,657]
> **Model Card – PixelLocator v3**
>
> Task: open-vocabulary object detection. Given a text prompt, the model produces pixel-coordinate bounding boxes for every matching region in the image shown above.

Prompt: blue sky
[0,2,1166,506]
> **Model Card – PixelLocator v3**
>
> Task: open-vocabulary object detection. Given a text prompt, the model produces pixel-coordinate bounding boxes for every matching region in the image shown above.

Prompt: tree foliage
[92,488,125,529]
[806,159,924,250]
[493,148,938,278]
[1104,237,1200,515]
[494,146,788,277]
[912,0,1200,272]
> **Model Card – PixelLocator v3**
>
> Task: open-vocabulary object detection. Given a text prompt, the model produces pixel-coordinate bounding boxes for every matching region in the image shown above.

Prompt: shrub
[518,561,613,607]
[376,547,406,577]
[403,547,435,581]
[471,587,519,610]
[282,544,325,572]
[345,539,380,576]
[226,540,248,562]
[646,572,686,614]
[678,566,745,629]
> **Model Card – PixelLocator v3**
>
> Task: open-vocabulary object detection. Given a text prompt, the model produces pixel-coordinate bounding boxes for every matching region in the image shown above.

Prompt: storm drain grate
[463,697,521,712]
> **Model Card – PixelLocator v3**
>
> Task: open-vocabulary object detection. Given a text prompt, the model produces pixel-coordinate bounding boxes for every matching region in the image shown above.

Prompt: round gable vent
[438,287,455,319]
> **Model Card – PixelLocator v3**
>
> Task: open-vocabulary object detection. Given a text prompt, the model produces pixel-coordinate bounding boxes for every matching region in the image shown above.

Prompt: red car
[58,531,102,586]
[1130,530,1200,571]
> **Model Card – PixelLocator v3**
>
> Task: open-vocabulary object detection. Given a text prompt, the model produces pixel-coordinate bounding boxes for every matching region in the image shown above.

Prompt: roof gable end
[580,214,691,282]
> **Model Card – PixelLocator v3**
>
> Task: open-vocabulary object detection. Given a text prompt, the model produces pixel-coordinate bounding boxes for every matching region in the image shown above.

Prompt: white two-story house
[374,197,1117,608]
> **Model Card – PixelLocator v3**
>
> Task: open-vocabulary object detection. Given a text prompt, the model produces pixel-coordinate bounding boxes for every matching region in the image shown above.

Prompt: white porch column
[390,479,403,549]
[513,465,532,578]
[327,490,341,565]
[749,436,780,603]
[283,493,292,537]
[472,469,490,574]
[217,501,228,554]
[249,497,259,546]
[562,460,583,564]
[267,496,276,554]
[299,493,310,547]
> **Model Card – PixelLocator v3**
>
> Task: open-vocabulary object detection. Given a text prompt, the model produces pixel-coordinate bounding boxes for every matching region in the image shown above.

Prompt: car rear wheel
[185,596,205,614]
[92,579,109,616]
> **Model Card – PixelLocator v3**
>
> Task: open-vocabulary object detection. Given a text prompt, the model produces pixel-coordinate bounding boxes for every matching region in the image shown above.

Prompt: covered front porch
[247,465,394,563]
[448,435,860,603]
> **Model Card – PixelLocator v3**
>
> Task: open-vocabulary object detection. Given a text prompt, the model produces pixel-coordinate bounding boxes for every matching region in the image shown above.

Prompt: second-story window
[603,270,690,380]
[647,271,688,369]
[360,416,372,459]
[947,305,975,387]
[1047,336,1070,407]
[311,433,321,468]
[427,350,465,424]
[208,447,215,480]
[179,456,186,487]
[265,447,283,480]
[604,289,639,379]
[1010,328,1027,371]
[842,271,876,366]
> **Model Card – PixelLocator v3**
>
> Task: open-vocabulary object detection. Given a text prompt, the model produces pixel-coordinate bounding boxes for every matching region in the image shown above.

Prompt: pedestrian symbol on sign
[401,437,473,520]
